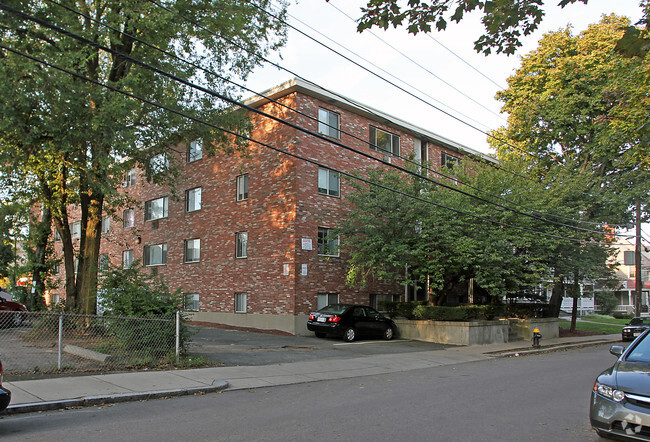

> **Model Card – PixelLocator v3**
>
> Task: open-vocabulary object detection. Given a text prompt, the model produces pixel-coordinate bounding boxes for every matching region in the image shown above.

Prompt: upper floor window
[318,108,340,139]
[123,168,136,187]
[369,126,400,156]
[54,229,61,241]
[123,209,135,229]
[188,140,203,163]
[144,243,167,266]
[150,153,169,174]
[441,152,460,168]
[71,221,81,239]
[318,167,340,197]
[99,254,110,271]
[186,187,202,212]
[236,232,248,258]
[184,238,201,263]
[318,227,339,257]
[145,196,169,221]
[122,250,134,269]
[101,216,110,234]
[236,174,249,201]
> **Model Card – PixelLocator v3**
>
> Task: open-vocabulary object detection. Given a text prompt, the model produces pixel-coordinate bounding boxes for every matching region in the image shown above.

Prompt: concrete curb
[2,380,229,415]
[487,338,617,358]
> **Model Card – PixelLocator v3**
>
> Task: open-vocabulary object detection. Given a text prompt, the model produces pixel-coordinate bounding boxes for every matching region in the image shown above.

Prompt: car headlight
[595,382,625,402]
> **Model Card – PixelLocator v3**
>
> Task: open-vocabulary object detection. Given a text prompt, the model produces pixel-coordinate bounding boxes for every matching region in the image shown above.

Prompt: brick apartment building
[49,78,491,335]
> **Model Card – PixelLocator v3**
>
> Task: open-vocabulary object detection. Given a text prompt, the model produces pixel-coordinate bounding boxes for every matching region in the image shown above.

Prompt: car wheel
[383,326,395,340]
[343,327,356,342]
[315,332,326,338]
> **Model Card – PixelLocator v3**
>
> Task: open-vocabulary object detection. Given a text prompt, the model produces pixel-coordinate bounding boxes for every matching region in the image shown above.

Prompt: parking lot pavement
[186,325,455,366]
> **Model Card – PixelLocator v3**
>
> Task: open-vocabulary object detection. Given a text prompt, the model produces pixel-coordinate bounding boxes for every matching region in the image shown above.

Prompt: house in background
[605,239,650,314]
[49,78,492,335]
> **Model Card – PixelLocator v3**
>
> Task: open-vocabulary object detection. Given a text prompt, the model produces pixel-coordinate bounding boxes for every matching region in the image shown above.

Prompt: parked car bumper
[0,385,10,413]
[590,390,650,440]
[307,321,344,336]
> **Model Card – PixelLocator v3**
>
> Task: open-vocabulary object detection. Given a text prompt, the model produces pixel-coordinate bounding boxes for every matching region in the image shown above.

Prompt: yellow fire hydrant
[532,328,542,348]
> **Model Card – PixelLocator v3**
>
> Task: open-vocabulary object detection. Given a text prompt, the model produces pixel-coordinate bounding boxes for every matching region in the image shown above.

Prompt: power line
[0,2,631,240]
[0,41,629,247]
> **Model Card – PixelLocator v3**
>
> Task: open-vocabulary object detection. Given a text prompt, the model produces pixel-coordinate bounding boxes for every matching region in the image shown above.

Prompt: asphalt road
[186,325,455,366]
[0,344,614,441]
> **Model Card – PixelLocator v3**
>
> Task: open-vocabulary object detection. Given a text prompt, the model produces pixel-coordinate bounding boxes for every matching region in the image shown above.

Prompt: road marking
[333,339,411,346]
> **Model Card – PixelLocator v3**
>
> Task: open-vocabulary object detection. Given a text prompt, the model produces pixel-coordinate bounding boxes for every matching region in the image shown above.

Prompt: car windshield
[318,305,347,315]
[626,334,650,363]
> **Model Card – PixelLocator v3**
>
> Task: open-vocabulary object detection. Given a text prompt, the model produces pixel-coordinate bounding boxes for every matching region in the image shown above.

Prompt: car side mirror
[610,345,625,357]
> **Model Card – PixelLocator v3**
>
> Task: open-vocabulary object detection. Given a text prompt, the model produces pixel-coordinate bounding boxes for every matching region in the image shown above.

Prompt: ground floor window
[235,292,247,313]
[185,294,199,312]
[370,294,400,311]
[317,293,339,310]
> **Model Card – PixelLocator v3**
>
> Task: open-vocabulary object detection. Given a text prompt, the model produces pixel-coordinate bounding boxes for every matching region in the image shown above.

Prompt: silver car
[590,329,650,439]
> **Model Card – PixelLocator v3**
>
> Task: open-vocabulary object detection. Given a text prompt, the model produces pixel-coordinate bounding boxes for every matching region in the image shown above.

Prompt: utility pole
[635,202,643,317]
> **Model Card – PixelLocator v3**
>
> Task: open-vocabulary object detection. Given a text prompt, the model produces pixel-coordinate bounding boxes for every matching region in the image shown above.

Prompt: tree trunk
[30,207,51,310]
[77,194,103,315]
[548,275,565,318]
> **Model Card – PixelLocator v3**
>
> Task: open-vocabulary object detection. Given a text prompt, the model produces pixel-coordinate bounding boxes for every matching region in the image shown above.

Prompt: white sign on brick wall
[302,238,312,250]
[301,264,308,276]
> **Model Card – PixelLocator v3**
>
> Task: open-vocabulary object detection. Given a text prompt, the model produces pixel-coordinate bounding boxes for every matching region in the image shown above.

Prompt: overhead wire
[0,40,632,247]
[1,2,635,241]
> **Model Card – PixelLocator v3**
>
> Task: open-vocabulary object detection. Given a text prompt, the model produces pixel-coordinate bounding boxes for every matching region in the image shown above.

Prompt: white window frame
[145,196,169,221]
[236,232,248,258]
[186,187,202,212]
[54,229,61,241]
[369,126,400,156]
[188,140,203,163]
[236,174,249,201]
[122,250,134,269]
[184,238,201,263]
[317,293,339,310]
[318,167,340,197]
[235,292,247,313]
[123,168,136,187]
[185,293,200,312]
[71,221,81,239]
[318,108,340,139]
[101,216,110,234]
[123,209,135,229]
[318,227,339,257]
[144,243,167,266]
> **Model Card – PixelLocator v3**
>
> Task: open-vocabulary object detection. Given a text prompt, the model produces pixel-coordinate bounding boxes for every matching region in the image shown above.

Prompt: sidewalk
[2,334,620,415]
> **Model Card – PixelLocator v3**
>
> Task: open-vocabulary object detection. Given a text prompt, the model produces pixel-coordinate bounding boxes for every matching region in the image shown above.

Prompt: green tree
[354,0,648,55]
[0,0,287,313]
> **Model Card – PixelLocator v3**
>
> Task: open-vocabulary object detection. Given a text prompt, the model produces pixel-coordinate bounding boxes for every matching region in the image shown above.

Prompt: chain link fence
[0,311,179,377]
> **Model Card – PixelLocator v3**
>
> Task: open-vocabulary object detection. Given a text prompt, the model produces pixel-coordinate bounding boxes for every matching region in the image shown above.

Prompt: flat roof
[244,77,496,162]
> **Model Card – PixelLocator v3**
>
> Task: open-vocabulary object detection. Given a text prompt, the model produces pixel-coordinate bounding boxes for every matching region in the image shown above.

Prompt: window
[74,258,79,274]
[318,227,339,257]
[53,262,60,274]
[370,126,400,156]
[441,152,460,168]
[236,174,249,201]
[186,187,202,212]
[145,196,169,221]
[123,168,136,187]
[236,232,248,258]
[318,108,340,139]
[101,216,110,234]
[318,167,340,197]
[123,209,135,228]
[235,293,247,313]
[71,222,81,239]
[317,293,339,310]
[52,294,60,305]
[54,229,61,241]
[99,254,110,271]
[370,294,400,311]
[184,239,200,263]
[188,140,203,162]
[150,153,169,174]
[122,250,134,269]
[144,243,167,266]
[185,294,200,312]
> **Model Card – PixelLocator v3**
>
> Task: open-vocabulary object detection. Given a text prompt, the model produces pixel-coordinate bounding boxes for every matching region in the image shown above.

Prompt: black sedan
[590,329,650,439]
[307,304,396,342]
[0,359,10,413]
[622,317,650,342]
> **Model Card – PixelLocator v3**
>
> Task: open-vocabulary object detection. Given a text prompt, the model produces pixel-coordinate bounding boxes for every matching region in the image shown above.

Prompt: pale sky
[244,0,643,156]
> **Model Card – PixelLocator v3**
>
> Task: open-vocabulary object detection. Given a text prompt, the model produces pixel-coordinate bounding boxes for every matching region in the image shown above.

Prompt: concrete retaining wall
[394,318,559,346]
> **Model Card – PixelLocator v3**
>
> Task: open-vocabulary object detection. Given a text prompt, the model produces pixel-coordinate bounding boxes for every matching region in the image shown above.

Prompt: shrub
[613,312,634,320]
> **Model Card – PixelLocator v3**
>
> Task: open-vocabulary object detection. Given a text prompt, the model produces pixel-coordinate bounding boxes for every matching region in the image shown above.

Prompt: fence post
[175,310,180,363]
[57,312,63,370]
